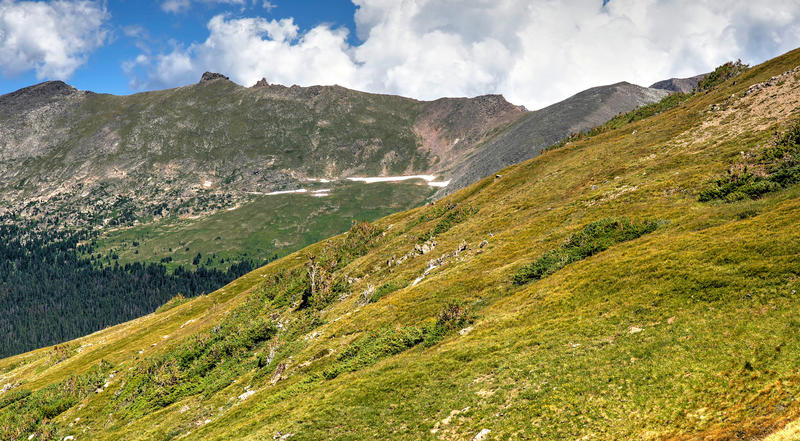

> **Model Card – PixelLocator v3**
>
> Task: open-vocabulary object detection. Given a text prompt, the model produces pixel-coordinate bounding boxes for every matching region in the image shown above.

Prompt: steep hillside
[2,47,800,441]
[436,81,670,196]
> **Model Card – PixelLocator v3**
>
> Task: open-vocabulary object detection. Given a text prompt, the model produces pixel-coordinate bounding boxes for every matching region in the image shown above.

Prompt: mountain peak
[200,72,230,83]
[252,77,269,88]
[0,80,78,111]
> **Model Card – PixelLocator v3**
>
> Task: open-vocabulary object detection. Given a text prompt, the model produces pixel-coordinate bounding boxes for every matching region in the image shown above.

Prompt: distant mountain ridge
[0,71,694,229]
[435,81,671,196]
[650,73,708,93]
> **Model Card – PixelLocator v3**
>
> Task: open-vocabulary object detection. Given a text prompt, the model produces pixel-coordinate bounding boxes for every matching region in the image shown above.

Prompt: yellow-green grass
[3,48,800,440]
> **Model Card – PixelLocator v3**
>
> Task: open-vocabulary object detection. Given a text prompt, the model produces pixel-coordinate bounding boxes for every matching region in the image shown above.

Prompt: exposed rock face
[200,72,230,82]
[414,94,525,171]
[650,73,708,93]
[253,78,269,88]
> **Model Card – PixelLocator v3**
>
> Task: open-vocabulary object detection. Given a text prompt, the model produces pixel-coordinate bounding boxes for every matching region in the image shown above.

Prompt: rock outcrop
[200,72,230,83]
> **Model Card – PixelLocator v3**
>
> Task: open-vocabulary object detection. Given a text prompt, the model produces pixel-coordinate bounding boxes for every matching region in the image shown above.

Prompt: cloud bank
[127,0,800,108]
[0,0,108,80]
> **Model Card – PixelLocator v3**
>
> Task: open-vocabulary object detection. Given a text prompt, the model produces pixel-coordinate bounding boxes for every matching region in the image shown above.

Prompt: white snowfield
[346,175,450,187]
[248,175,450,197]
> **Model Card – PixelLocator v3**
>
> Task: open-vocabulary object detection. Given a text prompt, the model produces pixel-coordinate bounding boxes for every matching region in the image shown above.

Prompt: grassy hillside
[3,48,800,441]
[95,181,435,269]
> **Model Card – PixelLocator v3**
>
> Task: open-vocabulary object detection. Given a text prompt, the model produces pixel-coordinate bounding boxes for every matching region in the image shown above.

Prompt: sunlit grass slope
[3,48,800,440]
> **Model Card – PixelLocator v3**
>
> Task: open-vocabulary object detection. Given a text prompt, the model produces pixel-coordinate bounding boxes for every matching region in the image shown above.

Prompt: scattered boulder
[473,429,491,440]
[414,239,437,255]
[271,362,286,385]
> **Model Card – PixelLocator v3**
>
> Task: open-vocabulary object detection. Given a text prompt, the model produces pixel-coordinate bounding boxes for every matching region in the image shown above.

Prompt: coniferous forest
[0,222,273,357]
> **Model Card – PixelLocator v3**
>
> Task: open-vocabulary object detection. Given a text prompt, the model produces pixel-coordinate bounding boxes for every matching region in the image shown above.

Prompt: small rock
[473,428,491,440]
[667,316,676,325]
[271,363,286,385]
[239,390,255,400]
[629,326,643,334]
[495,174,502,179]
[479,240,488,248]
[180,405,190,413]
[459,326,474,336]
[63,437,75,441]
[458,241,468,252]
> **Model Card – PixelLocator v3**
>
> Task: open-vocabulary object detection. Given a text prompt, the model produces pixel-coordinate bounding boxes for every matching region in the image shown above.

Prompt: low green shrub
[322,302,472,379]
[422,301,473,347]
[370,280,407,303]
[694,60,749,92]
[112,308,277,418]
[418,204,478,242]
[700,122,800,202]
[0,361,111,440]
[321,326,425,380]
[513,218,658,285]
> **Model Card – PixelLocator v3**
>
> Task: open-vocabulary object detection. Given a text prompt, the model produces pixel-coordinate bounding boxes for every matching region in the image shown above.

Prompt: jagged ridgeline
[2,46,800,441]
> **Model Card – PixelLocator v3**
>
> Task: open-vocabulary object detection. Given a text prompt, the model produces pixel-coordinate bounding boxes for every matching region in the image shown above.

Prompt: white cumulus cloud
[127,0,800,109]
[161,0,247,14]
[0,0,109,80]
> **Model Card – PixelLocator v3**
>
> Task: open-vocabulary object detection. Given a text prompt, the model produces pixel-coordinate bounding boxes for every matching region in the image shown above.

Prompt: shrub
[0,361,111,440]
[513,218,659,285]
[423,302,472,347]
[370,280,407,303]
[699,122,800,202]
[694,60,749,92]
[321,326,425,380]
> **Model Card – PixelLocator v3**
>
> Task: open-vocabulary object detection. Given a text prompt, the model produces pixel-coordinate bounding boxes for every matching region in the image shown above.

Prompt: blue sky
[0,0,359,95]
[1,0,799,109]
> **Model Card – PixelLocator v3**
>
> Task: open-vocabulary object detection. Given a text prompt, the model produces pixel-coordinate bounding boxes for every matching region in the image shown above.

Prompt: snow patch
[347,175,437,184]
[347,175,449,188]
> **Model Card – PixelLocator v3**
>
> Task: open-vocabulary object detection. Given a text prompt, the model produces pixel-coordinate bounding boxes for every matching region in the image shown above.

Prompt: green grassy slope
[96,181,435,269]
[3,48,800,441]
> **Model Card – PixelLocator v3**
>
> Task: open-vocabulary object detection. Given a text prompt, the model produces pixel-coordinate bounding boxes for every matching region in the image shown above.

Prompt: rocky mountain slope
[0,71,676,232]
[436,81,670,196]
[0,74,522,229]
[2,47,800,440]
